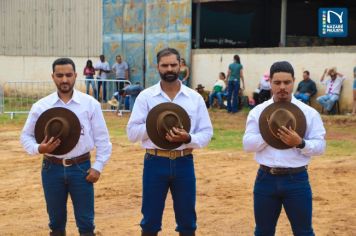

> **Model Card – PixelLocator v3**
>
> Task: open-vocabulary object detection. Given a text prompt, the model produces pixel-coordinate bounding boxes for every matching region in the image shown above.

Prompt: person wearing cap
[316,67,346,114]
[243,61,326,236]
[294,70,317,104]
[195,83,210,108]
[21,58,112,236]
[126,48,213,236]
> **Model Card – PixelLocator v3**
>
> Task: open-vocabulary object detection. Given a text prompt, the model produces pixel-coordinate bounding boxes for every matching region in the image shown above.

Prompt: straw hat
[146,102,191,150]
[259,102,306,149]
[34,107,81,155]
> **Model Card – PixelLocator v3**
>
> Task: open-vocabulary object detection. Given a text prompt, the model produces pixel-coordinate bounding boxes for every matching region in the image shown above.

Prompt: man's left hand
[165,127,190,143]
[86,168,101,183]
[277,126,303,147]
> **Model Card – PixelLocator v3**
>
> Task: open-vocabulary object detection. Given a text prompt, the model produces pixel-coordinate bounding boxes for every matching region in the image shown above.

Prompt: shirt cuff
[34,144,40,155]
[92,161,104,173]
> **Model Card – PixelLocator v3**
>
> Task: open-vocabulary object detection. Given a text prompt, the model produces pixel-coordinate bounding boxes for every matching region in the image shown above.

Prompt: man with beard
[21,58,112,236]
[127,48,213,236]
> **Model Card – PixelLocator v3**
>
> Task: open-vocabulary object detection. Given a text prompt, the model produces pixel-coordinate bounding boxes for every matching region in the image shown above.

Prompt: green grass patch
[325,140,356,157]
[0,113,28,126]
[208,128,244,150]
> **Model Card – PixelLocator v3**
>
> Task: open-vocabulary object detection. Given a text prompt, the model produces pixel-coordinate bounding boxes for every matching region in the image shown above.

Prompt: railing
[3,79,131,118]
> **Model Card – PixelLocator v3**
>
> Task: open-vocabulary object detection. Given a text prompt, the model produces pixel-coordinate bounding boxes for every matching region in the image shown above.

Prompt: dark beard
[160,72,179,82]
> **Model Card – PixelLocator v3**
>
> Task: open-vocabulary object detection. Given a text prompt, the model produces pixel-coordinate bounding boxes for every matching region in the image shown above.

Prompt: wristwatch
[296,139,306,149]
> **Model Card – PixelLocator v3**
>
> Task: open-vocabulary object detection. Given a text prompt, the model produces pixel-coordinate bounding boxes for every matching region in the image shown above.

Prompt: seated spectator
[294,70,317,104]
[258,71,272,104]
[317,67,346,114]
[209,72,227,109]
[195,84,210,108]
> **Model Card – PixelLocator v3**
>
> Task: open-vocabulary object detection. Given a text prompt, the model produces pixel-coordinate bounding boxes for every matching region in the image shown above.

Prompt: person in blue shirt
[294,70,317,104]
[226,55,245,113]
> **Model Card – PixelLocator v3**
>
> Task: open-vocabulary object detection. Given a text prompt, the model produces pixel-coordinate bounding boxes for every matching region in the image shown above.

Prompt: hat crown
[267,108,296,139]
[156,111,183,137]
[44,117,70,140]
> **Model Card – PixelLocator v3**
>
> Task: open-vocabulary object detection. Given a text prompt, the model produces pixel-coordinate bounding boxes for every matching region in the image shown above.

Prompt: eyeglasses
[54,73,74,78]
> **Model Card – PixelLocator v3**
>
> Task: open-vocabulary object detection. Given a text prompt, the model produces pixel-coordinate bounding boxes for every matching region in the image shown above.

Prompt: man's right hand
[38,136,61,154]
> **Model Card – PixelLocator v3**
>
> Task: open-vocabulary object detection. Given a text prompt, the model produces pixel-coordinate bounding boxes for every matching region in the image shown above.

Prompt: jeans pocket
[290,171,309,183]
[255,169,267,183]
[41,160,52,172]
[75,160,91,175]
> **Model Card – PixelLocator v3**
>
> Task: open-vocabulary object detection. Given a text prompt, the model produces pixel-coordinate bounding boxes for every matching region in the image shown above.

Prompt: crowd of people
[195,54,356,115]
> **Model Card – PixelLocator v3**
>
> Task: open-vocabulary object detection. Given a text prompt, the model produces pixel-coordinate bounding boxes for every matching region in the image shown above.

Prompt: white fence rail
[3,79,131,118]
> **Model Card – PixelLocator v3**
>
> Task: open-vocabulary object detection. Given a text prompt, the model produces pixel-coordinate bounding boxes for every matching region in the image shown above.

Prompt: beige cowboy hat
[34,107,81,155]
[146,102,191,150]
[259,102,306,149]
[108,98,119,107]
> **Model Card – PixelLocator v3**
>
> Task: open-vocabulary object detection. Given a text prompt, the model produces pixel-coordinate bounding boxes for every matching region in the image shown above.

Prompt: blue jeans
[227,80,240,113]
[41,159,95,234]
[85,77,97,99]
[209,91,223,107]
[141,153,197,234]
[316,94,339,111]
[97,79,107,102]
[294,93,310,104]
[254,169,314,236]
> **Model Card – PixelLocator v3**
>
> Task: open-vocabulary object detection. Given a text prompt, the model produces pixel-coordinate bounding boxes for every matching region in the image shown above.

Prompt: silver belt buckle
[169,151,177,160]
[270,168,278,175]
[62,157,72,167]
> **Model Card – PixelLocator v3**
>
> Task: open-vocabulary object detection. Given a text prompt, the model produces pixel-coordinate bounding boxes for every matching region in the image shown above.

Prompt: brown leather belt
[146,149,193,160]
[260,165,307,175]
[44,152,91,167]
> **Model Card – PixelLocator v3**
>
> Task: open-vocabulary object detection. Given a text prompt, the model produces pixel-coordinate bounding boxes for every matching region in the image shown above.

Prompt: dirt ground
[0,112,356,236]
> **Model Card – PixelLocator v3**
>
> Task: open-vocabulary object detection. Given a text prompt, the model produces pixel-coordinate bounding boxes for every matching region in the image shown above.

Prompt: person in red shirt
[83,60,97,99]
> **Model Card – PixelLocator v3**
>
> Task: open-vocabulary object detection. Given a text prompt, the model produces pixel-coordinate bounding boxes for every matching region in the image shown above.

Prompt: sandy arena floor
[0,113,355,236]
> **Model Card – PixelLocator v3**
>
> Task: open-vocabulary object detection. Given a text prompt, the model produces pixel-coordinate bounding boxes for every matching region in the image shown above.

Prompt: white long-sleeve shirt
[127,81,213,150]
[20,89,112,172]
[243,97,326,168]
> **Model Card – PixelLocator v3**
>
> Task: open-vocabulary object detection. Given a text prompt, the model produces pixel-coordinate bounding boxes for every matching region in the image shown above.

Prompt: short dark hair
[156,48,180,63]
[269,61,294,79]
[303,70,310,75]
[220,72,226,78]
[52,58,76,72]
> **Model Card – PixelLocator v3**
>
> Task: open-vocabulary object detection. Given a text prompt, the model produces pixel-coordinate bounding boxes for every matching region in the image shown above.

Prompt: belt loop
[154,149,157,156]
[181,150,183,156]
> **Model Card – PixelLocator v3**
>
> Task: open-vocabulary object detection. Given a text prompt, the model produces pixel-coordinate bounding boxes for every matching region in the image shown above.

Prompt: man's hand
[277,126,303,147]
[38,136,61,154]
[165,127,191,143]
[86,168,101,183]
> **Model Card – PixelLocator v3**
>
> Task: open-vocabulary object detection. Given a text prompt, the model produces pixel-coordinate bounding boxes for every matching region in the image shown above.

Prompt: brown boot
[50,231,66,236]
[141,231,158,236]
[179,232,195,236]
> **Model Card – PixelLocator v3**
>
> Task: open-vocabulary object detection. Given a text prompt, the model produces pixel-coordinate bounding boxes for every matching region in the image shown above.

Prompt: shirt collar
[48,89,81,105]
[152,80,190,98]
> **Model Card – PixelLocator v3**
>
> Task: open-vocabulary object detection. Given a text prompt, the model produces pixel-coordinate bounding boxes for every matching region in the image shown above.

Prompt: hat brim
[259,102,306,149]
[35,107,81,155]
[146,102,191,150]
[108,99,119,107]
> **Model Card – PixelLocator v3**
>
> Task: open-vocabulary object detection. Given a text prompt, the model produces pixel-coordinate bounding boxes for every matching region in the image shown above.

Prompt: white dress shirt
[127,81,213,150]
[21,89,112,172]
[323,76,346,95]
[243,96,326,168]
[94,61,110,79]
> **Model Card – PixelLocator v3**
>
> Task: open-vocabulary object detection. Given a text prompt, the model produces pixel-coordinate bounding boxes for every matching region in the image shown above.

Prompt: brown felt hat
[146,102,191,150]
[259,102,306,149]
[34,107,81,155]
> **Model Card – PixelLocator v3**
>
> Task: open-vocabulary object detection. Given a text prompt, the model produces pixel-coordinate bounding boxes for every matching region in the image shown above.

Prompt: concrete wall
[0,55,98,83]
[192,46,356,112]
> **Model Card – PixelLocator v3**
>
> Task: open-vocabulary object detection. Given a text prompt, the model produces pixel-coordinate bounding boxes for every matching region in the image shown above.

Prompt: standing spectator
[317,67,346,114]
[94,55,111,102]
[243,61,326,236]
[226,54,245,113]
[352,66,356,115]
[294,70,317,104]
[179,58,190,86]
[83,60,97,99]
[112,55,129,92]
[127,48,213,236]
[20,58,112,236]
[258,71,272,104]
[209,72,227,109]
[195,84,210,108]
